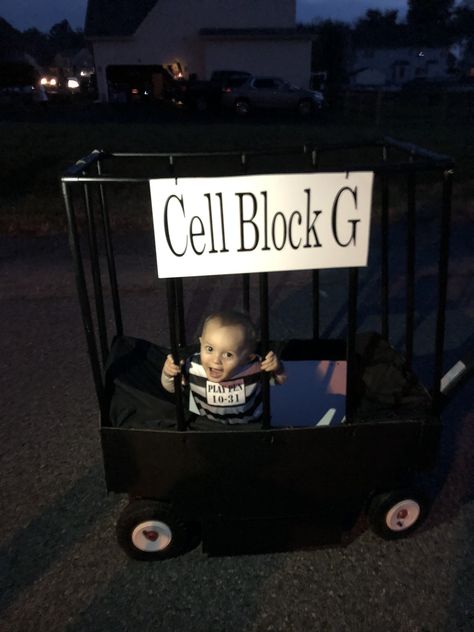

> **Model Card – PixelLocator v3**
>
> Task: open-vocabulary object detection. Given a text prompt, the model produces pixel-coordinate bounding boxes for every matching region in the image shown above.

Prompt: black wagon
[61,138,460,560]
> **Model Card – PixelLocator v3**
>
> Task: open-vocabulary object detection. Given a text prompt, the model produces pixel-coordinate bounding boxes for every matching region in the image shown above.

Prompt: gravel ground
[0,222,472,632]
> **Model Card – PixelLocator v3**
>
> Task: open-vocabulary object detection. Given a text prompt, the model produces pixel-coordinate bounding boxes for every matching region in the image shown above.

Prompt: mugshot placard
[150,171,374,278]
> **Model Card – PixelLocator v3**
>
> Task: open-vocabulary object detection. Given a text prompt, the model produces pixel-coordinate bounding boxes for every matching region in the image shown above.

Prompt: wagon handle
[439,340,474,408]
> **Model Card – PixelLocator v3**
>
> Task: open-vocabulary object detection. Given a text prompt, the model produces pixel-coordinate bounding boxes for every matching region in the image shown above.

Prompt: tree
[0,17,22,57]
[48,19,84,51]
[353,9,403,47]
[449,4,474,38]
[22,28,53,66]
[406,0,455,43]
[407,0,455,28]
[310,19,351,106]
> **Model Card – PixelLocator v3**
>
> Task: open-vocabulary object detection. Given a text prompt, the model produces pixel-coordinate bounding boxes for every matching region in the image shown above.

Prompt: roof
[85,0,158,37]
[84,2,312,41]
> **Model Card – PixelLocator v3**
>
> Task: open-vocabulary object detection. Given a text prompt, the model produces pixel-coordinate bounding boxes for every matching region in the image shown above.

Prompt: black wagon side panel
[101,420,436,521]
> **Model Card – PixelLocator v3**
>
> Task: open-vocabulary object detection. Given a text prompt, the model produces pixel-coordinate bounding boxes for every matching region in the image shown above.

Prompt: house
[350,46,455,89]
[85,0,313,102]
[350,67,386,88]
[52,48,95,78]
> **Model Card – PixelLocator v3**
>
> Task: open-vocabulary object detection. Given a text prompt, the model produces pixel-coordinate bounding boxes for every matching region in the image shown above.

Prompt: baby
[161,310,286,425]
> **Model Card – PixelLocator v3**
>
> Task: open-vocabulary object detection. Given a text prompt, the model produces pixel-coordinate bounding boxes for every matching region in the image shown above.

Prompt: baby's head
[199,311,257,382]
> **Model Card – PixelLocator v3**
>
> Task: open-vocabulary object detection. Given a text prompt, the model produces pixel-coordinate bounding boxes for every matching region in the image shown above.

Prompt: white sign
[150,172,374,278]
[206,379,246,407]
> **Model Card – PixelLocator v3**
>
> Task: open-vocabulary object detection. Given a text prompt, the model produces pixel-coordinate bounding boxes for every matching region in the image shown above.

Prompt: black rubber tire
[297,99,313,116]
[368,489,428,540]
[116,500,193,561]
[234,98,250,116]
[195,96,208,112]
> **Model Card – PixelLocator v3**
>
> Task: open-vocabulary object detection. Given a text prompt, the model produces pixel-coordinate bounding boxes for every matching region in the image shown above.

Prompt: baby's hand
[261,351,287,385]
[163,354,182,378]
[261,350,279,374]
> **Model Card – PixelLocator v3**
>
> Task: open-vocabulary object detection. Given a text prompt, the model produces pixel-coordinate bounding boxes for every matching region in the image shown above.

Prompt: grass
[0,101,472,234]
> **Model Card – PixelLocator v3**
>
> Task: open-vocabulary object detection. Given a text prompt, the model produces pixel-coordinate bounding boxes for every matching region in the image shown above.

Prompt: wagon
[61,138,463,560]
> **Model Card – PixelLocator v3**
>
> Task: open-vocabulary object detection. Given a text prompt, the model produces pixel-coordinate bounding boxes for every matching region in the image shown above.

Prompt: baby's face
[199,320,252,382]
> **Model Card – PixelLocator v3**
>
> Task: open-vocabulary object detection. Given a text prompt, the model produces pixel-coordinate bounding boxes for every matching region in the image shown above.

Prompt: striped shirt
[186,353,263,424]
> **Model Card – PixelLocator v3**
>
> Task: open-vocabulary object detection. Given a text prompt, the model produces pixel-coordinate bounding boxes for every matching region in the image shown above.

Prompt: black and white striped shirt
[186,353,263,424]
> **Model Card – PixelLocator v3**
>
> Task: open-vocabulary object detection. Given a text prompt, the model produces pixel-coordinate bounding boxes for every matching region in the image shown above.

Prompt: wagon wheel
[367,489,428,540]
[116,499,198,560]
[297,99,313,116]
[195,96,209,112]
[234,98,250,116]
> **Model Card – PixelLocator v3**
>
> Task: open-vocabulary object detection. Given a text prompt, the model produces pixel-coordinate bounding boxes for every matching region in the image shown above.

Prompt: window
[253,78,278,90]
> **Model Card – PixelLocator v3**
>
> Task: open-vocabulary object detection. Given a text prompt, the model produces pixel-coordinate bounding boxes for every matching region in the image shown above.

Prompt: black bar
[166,279,186,431]
[380,173,390,339]
[168,154,175,177]
[240,152,250,313]
[175,278,186,347]
[432,169,453,414]
[241,152,248,174]
[62,182,106,419]
[242,274,250,313]
[97,161,123,338]
[110,146,324,159]
[61,158,454,184]
[383,136,453,163]
[405,172,416,368]
[259,273,271,429]
[105,137,451,162]
[312,271,320,341]
[83,183,109,365]
[345,268,359,423]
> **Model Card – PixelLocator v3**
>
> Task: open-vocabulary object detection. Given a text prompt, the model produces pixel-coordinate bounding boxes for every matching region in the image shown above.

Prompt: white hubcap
[132,520,172,552]
[385,499,421,531]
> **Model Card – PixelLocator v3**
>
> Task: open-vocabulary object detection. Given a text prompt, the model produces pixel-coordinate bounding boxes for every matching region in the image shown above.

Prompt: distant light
[144,90,149,96]
[418,51,425,57]
[68,78,80,89]
[131,88,139,94]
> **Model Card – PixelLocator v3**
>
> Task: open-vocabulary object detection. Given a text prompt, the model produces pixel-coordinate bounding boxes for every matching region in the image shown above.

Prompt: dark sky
[1,0,409,33]
[297,0,407,23]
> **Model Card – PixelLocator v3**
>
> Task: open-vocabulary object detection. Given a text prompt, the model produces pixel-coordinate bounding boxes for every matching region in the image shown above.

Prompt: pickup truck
[167,70,252,111]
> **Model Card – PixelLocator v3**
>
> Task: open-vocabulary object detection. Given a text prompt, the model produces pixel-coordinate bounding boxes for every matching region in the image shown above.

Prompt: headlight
[50,78,57,87]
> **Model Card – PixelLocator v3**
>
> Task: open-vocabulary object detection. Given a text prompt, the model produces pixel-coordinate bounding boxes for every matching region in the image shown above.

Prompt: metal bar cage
[61,138,454,429]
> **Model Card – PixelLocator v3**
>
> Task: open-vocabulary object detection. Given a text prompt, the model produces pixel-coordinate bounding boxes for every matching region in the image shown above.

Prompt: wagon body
[102,420,438,541]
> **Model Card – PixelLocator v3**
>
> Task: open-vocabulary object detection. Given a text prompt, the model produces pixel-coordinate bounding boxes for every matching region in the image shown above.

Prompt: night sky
[1,0,409,33]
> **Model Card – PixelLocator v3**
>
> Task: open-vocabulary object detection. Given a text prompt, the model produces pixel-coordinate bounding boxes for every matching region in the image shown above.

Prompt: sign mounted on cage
[150,171,374,278]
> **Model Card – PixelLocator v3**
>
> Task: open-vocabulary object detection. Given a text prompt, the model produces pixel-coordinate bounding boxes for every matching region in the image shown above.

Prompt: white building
[350,46,454,88]
[85,0,313,102]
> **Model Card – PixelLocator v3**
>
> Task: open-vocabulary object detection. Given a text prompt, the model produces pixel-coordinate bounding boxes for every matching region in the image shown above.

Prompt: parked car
[0,62,37,105]
[221,76,324,116]
[168,70,252,111]
[39,73,89,100]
